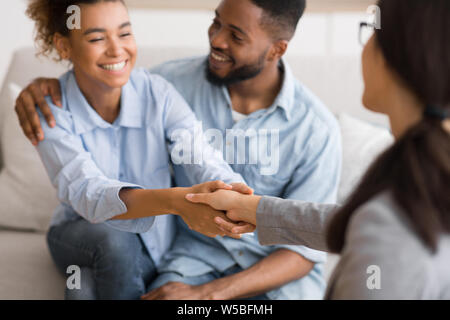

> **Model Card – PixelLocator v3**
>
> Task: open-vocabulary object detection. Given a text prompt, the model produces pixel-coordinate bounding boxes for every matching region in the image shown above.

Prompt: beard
[205,49,268,87]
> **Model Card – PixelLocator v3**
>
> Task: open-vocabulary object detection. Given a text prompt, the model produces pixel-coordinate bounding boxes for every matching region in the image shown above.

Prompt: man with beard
[15,0,341,300]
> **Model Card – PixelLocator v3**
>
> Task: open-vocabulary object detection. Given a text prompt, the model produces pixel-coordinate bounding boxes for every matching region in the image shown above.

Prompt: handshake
[179,181,261,239]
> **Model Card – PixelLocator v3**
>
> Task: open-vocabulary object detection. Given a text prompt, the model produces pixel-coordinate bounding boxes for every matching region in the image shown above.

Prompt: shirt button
[238,251,244,256]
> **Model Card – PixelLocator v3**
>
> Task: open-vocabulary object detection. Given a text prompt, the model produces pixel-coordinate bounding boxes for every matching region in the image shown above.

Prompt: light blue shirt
[36,68,244,266]
[150,57,342,300]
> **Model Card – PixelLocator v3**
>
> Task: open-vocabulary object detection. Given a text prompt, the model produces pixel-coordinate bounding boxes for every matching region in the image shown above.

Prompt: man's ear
[53,33,71,61]
[267,40,288,61]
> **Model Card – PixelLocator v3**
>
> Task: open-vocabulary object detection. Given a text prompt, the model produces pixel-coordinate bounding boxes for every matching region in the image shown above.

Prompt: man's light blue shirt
[150,57,342,300]
[36,68,244,266]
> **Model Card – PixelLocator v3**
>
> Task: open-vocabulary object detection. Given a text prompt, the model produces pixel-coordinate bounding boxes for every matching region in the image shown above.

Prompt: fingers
[213,214,248,239]
[207,180,232,192]
[214,216,240,233]
[141,288,159,300]
[230,183,254,195]
[231,222,256,234]
[46,79,62,107]
[15,98,38,146]
[215,217,256,235]
[23,89,46,141]
[218,226,242,239]
[15,90,43,144]
[30,81,56,129]
[185,193,210,205]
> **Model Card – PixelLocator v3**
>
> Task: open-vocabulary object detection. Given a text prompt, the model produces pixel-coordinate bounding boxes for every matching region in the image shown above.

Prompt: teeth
[211,52,230,62]
[100,61,126,71]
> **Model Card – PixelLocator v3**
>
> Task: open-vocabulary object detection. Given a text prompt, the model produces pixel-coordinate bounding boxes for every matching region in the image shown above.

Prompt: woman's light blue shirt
[36,68,244,265]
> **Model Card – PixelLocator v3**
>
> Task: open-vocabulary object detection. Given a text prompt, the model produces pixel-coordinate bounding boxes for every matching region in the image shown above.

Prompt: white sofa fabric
[0,47,393,299]
[0,84,59,231]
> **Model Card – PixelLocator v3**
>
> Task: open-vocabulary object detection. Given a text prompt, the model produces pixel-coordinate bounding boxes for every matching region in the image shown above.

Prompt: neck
[227,61,283,115]
[386,85,423,140]
[74,69,122,124]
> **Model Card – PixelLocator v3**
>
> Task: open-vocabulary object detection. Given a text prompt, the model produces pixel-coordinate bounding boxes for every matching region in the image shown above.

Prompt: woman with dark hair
[186,0,450,299]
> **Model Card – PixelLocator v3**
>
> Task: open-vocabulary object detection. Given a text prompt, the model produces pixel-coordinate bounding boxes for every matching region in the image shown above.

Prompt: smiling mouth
[210,51,232,63]
[99,60,127,72]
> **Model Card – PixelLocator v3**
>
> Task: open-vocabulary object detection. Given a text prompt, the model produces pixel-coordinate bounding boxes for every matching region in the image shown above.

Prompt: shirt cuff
[103,184,156,233]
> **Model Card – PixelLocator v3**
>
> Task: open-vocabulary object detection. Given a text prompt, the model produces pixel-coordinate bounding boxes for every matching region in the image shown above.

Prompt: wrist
[202,278,238,300]
[168,187,191,216]
[239,195,261,226]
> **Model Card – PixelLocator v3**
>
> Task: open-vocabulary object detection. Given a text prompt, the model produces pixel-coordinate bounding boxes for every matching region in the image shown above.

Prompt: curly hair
[26,0,124,60]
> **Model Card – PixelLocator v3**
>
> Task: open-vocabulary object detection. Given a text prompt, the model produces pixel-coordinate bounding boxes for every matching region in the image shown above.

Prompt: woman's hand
[190,181,254,195]
[185,189,261,234]
[173,181,254,239]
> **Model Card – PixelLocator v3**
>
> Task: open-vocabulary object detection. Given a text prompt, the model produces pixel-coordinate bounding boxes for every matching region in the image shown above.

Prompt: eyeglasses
[359,22,375,46]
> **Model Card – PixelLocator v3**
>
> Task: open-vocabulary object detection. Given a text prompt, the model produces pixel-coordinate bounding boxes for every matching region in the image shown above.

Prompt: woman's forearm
[113,186,243,239]
[113,187,186,220]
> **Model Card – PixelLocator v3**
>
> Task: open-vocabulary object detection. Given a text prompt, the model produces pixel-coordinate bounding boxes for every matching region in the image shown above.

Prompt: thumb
[231,183,254,195]
[208,180,232,192]
[185,193,211,205]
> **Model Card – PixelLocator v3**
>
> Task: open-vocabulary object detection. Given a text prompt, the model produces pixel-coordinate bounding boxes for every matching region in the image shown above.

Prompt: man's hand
[14,77,62,145]
[141,282,215,300]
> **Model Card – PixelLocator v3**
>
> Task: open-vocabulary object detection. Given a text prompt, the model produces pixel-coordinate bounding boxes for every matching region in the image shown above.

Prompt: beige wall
[125,0,376,12]
[0,0,373,87]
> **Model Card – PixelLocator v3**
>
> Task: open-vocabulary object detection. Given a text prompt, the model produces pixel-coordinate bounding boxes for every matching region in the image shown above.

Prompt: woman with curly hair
[23,0,250,299]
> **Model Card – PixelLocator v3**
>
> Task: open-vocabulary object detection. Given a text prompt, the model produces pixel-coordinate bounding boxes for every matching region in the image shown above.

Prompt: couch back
[0,46,389,171]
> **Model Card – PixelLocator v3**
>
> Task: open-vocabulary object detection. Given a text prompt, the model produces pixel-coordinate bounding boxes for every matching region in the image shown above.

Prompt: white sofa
[0,47,393,300]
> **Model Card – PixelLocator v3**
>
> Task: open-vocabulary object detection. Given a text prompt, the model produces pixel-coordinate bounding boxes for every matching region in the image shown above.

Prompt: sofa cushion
[0,230,64,299]
[0,84,59,231]
[337,113,394,204]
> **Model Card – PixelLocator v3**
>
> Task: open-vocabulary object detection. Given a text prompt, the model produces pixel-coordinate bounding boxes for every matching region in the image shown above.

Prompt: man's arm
[203,249,314,299]
[142,249,314,300]
[15,78,62,145]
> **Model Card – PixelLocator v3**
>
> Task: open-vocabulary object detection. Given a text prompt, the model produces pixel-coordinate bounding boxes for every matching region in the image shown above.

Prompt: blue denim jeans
[47,218,156,300]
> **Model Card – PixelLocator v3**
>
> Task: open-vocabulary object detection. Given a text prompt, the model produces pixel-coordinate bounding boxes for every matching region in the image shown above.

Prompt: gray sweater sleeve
[256,196,340,252]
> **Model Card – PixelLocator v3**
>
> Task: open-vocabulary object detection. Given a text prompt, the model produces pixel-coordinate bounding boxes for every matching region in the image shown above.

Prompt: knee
[95,228,142,264]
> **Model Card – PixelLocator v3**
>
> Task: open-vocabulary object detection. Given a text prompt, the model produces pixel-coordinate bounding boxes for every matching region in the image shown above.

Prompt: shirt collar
[219,59,296,122]
[66,70,143,135]
[270,59,296,121]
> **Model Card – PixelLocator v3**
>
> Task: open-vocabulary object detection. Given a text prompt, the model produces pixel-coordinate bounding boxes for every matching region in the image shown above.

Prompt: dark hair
[326,0,450,254]
[249,0,306,40]
[26,0,125,59]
